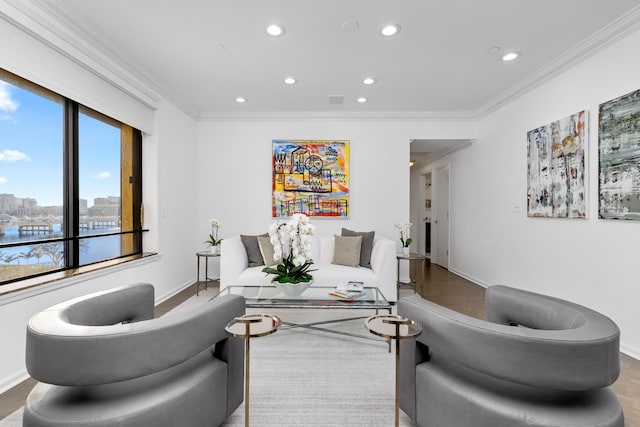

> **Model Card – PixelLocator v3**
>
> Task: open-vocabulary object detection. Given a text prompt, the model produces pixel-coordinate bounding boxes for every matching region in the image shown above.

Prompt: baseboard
[621,344,640,361]
[447,267,490,289]
[0,370,29,396]
[155,279,197,305]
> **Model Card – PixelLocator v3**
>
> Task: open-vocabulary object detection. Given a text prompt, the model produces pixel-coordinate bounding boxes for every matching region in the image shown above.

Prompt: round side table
[396,252,427,294]
[225,313,281,427]
[195,251,220,296]
[366,314,422,427]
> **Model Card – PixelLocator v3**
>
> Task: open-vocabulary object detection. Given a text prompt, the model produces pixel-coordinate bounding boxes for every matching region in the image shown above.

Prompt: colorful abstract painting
[599,88,640,219]
[272,140,349,218]
[527,110,587,218]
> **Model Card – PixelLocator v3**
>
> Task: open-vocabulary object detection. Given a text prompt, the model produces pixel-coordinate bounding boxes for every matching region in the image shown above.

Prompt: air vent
[328,95,344,105]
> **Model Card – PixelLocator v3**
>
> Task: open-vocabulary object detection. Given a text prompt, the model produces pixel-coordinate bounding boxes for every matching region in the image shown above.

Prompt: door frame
[432,164,450,269]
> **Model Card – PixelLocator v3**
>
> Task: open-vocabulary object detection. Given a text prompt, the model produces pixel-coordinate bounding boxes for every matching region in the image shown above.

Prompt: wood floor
[1,264,639,425]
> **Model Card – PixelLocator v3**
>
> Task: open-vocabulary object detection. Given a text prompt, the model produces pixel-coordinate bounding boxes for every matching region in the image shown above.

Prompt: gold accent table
[225,313,281,427]
[365,314,422,427]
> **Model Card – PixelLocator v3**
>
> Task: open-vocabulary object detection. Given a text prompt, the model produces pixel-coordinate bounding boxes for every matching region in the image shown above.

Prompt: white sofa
[220,235,398,302]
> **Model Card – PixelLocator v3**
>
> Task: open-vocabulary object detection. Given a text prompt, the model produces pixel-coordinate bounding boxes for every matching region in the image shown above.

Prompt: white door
[433,166,449,269]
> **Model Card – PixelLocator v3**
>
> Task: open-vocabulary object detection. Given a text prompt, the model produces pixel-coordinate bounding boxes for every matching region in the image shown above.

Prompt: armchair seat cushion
[414,354,624,427]
[25,349,229,427]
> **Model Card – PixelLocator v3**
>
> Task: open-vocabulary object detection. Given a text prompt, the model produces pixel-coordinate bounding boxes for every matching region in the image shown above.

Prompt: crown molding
[475,4,640,119]
[2,0,163,111]
[198,110,477,122]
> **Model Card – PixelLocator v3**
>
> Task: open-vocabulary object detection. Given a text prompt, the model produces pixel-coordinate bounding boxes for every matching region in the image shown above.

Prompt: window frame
[0,69,146,287]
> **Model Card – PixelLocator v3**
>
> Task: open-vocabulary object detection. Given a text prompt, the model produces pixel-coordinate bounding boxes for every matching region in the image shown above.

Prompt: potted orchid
[262,213,316,295]
[205,218,222,254]
[394,222,413,256]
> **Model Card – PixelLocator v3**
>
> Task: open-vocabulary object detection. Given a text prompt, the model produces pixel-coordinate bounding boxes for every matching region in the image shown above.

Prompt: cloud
[95,171,111,179]
[0,149,30,162]
[0,177,7,184]
[0,81,19,120]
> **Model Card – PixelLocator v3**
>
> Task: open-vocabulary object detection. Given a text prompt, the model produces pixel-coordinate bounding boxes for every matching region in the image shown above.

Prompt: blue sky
[0,80,119,208]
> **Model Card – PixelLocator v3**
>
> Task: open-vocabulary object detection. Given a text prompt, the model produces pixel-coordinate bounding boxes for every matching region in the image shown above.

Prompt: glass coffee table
[216,285,392,350]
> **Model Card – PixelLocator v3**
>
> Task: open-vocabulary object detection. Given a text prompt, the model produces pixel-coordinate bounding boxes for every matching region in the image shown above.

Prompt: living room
[1,1,640,425]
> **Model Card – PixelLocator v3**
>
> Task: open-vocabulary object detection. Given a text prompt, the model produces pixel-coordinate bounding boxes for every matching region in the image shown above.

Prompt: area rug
[0,287,416,426]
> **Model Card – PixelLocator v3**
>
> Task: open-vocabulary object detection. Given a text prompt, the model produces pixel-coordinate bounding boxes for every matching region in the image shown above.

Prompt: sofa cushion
[257,235,281,266]
[341,228,375,268]
[241,234,268,267]
[332,235,362,267]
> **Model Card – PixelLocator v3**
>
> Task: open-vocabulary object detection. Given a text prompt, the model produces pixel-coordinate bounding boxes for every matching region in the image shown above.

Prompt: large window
[0,69,143,285]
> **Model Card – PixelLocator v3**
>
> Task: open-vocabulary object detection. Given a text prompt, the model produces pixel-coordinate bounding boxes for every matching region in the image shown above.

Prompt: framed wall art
[527,110,587,218]
[599,88,640,220]
[271,139,350,218]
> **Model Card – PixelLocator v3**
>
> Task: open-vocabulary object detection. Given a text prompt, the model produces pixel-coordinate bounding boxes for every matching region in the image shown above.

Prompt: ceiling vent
[328,95,344,105]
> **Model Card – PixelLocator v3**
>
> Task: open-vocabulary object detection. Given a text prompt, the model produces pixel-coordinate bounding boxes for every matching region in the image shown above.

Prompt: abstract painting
[527,110,587,218]
[599,88,640,219]
[272,140,349,218]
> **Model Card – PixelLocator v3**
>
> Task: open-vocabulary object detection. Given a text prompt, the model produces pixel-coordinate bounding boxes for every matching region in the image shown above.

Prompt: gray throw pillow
[332,235,362,267]
[241,234,268,267]
[342,228,375,268]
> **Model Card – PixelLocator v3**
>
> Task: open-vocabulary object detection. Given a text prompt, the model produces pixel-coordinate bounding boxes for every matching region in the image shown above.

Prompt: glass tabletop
[217,285,391,309]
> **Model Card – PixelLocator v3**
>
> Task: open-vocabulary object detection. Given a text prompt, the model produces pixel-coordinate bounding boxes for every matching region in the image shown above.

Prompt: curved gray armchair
[23,283,245,427]
[398,285,624,427]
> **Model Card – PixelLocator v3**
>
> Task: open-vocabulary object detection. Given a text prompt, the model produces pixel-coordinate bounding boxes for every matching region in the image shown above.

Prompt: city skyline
[0,80,120,207]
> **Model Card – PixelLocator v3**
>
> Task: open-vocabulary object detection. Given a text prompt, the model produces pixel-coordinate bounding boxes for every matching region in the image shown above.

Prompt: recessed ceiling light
[501,52,519,62]
[342,20,359,31]
[363,77,377,85]
[486,46,500,55]
[357,97,368,103]
[381,24,401,37]
[235,97,246,103]
[266,24,285,37]
[284,77,297,85]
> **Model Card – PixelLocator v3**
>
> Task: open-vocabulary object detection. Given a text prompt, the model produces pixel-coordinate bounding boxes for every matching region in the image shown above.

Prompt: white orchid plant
[205,218,222,247]
[262,213,316,284]
[394,222,413,248]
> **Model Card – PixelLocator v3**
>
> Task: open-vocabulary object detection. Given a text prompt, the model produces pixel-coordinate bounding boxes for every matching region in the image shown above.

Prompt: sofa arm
[370,238,397,301]
[220,236,249,291]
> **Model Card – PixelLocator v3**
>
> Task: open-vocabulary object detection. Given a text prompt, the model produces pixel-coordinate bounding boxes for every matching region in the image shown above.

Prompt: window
[0,69,143,285]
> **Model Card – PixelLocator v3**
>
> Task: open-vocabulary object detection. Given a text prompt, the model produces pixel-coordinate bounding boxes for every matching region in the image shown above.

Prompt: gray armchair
[23,283,245,427]
[398,285,624,427]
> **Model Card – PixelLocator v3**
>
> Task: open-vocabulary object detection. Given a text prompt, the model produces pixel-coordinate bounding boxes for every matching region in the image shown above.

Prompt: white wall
[0,19,199,392]
[195,118,476,250]
[416,27,640,358]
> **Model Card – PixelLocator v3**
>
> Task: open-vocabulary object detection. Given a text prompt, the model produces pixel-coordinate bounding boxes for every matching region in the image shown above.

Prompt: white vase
[274,280,313,296]
[402,247,410,256]
[209,245,219,255]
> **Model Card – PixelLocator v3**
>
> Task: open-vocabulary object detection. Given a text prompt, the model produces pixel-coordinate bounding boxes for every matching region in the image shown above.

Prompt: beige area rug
[1,287,417,426]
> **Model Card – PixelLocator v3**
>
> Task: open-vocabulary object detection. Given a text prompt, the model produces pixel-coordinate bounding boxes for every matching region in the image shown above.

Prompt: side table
[195,251,220,296]
[225,314,281,427]
[396,252,426,294]
[366,314,422,427]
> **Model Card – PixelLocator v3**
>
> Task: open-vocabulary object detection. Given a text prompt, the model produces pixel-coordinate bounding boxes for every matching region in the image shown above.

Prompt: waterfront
[0,223,121,268]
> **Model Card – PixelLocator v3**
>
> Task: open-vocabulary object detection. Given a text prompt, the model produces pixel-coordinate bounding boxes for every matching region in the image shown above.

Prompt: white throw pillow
[257,235,282,266]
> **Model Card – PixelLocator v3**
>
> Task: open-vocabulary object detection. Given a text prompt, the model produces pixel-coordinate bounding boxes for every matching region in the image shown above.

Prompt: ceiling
[35,0,640,158]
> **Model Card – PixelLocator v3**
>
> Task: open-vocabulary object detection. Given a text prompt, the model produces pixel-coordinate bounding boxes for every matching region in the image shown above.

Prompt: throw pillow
[341,228,375,268]
[257,235,282,266]
[241,234,268,267]
[332,235,362,267]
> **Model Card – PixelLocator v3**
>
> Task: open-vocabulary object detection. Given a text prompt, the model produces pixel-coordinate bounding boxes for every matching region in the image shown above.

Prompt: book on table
[331,281,366,299]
